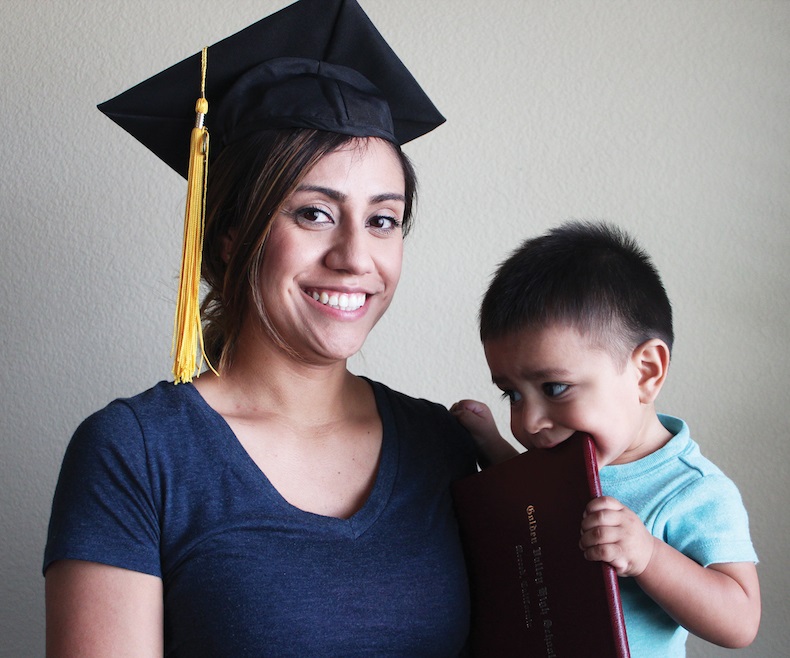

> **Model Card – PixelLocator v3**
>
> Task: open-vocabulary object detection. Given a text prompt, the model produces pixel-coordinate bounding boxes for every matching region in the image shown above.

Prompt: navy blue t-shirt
[45,379,477,656]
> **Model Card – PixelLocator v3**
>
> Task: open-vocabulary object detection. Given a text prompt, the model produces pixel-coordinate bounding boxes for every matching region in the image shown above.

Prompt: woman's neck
[195,320,361,426]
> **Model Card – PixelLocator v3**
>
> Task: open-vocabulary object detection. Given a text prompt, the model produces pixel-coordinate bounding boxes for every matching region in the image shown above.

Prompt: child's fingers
[450,399,492,419]
[584,496,624,515]
[579,503,656,576]
[451,399,486,414]
[581,508,624,534]
[581,541,630,573]
[580,523,623,550]
[579,522,634,575]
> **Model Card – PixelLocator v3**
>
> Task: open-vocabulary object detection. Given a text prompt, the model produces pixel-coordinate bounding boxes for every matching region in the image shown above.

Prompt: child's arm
[450,399,518,467]
[580,496,761,648]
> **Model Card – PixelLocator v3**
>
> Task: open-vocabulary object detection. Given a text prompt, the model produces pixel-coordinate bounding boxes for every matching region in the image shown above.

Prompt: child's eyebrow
[526,367,573,380]
[491,367,573,386]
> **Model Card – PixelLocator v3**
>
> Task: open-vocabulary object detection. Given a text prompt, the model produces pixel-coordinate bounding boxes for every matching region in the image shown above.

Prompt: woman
[44,1,478,655]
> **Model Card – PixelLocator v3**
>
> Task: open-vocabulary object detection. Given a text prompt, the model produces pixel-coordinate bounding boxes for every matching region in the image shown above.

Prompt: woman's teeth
[311,291,366,311]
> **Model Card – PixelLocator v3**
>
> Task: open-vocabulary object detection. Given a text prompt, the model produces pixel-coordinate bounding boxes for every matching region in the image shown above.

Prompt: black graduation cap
[99,0,446,384]
[98,0,445,179]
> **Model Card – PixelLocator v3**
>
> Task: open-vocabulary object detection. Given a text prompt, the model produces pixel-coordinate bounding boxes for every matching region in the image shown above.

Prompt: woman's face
[257,137,406,363]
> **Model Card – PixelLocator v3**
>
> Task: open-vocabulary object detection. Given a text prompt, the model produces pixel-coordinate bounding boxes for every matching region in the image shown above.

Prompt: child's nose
[521,403,552,436]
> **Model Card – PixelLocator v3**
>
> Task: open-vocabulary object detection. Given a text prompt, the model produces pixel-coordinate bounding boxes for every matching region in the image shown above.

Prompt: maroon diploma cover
[452,433,630,657]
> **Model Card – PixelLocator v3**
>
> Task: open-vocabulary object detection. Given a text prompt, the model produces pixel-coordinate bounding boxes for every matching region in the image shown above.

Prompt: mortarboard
[97,0,445,384]
[98,0,445,179]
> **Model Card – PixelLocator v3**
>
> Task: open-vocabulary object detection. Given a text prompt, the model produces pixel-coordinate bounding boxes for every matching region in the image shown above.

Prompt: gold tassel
[172,47,216,383]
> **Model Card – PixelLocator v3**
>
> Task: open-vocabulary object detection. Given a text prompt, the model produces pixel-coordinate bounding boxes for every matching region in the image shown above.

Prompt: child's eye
[500,389,522,405]
[542,383,569,398]
[367,215,402,233]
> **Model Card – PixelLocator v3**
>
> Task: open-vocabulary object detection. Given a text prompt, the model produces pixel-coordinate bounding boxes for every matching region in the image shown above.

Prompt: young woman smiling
[43,2,478,655]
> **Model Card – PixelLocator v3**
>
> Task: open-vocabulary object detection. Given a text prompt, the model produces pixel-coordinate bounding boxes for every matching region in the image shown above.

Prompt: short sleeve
[43,401,162,577]
[661,474,758,567]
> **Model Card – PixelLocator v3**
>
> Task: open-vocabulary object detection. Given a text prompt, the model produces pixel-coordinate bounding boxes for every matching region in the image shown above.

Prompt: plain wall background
[2,1,788,655]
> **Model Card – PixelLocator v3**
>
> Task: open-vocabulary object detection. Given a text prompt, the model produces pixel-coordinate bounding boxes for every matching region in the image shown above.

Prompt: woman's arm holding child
[581,496,761,648]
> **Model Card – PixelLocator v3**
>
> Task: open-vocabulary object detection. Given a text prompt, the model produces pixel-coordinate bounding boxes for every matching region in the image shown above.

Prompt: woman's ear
[221,229,237,264]
[631,339,671,404]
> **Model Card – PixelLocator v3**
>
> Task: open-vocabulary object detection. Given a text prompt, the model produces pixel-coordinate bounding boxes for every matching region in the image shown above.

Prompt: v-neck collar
[181,378,398,539]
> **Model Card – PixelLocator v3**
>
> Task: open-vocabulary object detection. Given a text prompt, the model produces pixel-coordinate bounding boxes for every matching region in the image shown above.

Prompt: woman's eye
[542,382,569,398]
[500,389,522,405]
[296,207,333,225]
[368,215,402,233]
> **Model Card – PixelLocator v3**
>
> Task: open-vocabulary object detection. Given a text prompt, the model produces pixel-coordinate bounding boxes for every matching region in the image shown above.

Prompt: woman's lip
[303,286,371,295]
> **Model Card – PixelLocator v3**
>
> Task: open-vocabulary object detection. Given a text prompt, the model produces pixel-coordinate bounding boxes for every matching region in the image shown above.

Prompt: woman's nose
[324,222,374,274]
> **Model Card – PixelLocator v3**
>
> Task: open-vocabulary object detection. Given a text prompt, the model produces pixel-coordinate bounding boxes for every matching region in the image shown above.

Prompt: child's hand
[450,399,497,439]
[450,399,518,466]
[582,496,761,648]
[579,496,656,577]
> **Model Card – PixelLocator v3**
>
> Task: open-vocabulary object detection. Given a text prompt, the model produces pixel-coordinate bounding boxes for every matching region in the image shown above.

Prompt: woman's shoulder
[365,378,478,477]
[71,381,202,452]
[364,378,452,419]
[96,379,202,417]
[365,378,474,444]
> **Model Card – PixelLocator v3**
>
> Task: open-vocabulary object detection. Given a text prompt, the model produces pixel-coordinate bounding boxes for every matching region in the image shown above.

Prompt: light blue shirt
[599,415,758,658]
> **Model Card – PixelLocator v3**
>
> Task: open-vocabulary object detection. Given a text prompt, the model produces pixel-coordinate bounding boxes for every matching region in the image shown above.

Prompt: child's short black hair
[480,221,674,359]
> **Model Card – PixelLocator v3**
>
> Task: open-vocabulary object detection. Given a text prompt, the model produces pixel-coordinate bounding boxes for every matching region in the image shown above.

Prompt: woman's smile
[305,289,367,312]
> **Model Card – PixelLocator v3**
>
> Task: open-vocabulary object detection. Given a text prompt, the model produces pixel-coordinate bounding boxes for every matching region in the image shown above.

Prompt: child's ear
[631,339,670,404]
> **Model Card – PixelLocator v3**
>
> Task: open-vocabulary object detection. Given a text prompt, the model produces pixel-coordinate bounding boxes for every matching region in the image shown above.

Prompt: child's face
[484,324,654,467]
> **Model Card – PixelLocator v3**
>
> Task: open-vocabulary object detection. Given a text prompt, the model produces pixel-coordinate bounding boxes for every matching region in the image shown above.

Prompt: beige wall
[2,1,788,655]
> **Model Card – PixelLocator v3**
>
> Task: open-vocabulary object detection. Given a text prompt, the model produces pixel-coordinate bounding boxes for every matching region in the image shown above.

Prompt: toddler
[452,221,760,656]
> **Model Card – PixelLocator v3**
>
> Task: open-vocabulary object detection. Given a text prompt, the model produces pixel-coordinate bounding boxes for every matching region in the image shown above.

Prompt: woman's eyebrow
[371,192,406,204]
[294,185,405,205]
[295,184,346,201]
